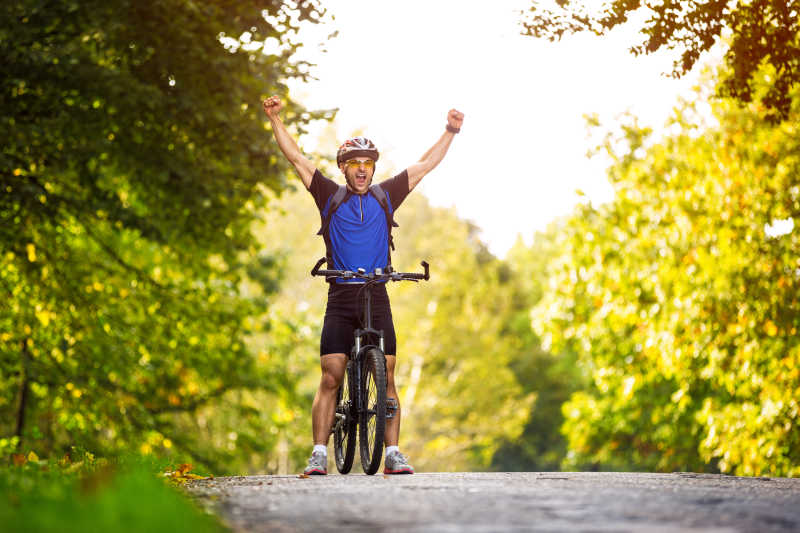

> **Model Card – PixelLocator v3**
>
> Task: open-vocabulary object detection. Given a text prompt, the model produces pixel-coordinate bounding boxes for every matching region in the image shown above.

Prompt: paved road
[187,472,800,532]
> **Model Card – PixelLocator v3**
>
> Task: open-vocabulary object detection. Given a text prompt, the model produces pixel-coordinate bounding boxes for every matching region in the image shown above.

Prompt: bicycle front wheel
[359,347,387,475]
[333,360,357,474]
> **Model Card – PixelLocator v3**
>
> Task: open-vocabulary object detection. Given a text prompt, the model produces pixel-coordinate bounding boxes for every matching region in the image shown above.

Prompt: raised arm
[262,96,316,189]
[406,109,465,191]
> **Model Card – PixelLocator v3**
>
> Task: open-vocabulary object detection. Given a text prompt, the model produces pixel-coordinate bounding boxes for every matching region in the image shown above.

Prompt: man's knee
[320,370,342,391]
[320,353,346,391]
[385,354,396,388]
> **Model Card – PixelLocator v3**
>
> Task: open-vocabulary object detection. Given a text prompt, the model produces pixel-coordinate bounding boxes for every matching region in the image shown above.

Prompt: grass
[0,451,227,533]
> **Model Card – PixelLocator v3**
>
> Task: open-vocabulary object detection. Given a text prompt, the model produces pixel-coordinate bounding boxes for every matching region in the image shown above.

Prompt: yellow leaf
[26,243,36,262]
[163,463,207,484]
[764,320,778,336]
[27,451,39,462]
[35,309,53,327]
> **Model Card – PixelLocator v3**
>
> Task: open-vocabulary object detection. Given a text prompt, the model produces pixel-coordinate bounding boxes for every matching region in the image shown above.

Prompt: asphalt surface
[186,471,800,532]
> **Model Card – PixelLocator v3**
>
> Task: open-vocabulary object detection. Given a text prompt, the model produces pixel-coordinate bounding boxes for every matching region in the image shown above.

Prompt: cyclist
[262,95,464,475]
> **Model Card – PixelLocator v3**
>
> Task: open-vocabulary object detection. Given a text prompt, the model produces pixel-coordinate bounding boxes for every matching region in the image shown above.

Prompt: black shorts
[320,283,396,356]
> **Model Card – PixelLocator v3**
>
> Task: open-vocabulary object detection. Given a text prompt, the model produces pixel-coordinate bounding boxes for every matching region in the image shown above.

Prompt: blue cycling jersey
[309,169,409,283]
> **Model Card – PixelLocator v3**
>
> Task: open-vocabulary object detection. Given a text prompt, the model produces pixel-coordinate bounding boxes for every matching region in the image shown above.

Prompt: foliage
[245,183,326,474]
[0,451,224,533]
[520,0,800,121]
[389,194,535,471]
[532,68,800,476]
[1,0,331,471]
[491,231,586,472]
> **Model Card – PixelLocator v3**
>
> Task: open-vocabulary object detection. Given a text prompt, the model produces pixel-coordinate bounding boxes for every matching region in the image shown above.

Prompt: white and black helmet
[336,136,379,165]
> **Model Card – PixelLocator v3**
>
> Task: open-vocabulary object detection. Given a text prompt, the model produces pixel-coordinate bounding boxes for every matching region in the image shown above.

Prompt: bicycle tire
[359,347,387,474]
[333,360,357,474]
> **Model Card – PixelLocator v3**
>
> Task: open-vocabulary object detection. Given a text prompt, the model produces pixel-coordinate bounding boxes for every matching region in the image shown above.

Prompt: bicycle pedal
[386,397,398,419]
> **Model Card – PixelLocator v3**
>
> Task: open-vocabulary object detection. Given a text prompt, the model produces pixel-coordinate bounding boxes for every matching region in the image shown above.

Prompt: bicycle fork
[352,337,396,420]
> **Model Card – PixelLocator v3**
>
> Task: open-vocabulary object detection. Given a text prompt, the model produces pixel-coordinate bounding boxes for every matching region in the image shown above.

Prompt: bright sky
[284,1,703,257]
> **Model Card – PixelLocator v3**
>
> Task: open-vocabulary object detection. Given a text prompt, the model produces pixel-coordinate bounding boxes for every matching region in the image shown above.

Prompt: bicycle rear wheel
[359,347,386,475]
[333,360,357,474]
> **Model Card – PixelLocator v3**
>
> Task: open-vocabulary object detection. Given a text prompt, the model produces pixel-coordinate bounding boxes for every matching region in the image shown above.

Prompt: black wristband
[446,124,460,134]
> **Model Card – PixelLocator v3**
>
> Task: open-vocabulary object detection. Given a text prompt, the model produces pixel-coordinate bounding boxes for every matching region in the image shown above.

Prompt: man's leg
[383,353,414,473]
[304,353,347,475]
[311,353,347,446]
[384,354,401,446]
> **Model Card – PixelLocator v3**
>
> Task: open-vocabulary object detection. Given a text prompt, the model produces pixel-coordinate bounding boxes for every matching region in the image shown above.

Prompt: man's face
[340,157,375,194]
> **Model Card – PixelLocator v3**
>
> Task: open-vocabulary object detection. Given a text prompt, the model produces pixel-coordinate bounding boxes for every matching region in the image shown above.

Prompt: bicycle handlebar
[311,257,430,282]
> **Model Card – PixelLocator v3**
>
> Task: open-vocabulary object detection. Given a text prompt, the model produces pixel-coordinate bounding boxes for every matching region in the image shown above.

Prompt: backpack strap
[317,185,349,237]
[317,185,350,268]
[368,184,399,252]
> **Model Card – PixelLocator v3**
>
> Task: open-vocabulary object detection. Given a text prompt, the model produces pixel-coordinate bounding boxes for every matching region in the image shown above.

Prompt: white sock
[313,444,327,456]
[385,445,399,457]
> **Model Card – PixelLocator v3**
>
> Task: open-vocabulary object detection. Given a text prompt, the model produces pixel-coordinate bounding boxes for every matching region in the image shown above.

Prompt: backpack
[316,184,400,268]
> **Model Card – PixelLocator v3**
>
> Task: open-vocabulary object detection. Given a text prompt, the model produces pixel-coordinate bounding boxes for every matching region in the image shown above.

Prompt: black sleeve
[308,169,339,212]
[378,170,410,211]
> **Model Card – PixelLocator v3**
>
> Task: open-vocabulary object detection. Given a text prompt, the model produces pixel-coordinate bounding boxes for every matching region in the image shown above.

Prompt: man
[262,95,464,475]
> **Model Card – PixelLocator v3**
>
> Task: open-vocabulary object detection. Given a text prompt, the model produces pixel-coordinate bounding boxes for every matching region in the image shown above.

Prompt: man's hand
[447,109,465,130]
[262,95,283,119]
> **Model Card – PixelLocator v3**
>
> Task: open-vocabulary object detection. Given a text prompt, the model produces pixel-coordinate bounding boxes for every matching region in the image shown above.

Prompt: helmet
[336,136,379,165]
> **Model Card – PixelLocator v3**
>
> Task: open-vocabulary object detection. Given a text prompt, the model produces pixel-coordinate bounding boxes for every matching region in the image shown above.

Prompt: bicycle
[311,257,430,475]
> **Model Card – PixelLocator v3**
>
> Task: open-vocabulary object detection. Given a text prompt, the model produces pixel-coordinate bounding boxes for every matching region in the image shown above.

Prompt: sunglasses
[344,159,375,169]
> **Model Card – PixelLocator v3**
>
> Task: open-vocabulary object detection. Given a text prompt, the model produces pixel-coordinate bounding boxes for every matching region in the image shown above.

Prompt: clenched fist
[262,95,283,118]
[447,109,465,130]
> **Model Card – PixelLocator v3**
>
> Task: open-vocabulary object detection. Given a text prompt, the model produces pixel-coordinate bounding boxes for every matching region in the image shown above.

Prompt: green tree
[1,0,330,471]
[389,193,535,471]
[491,230,586,472]
[521,0,800,121]
[532,67,800,475]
